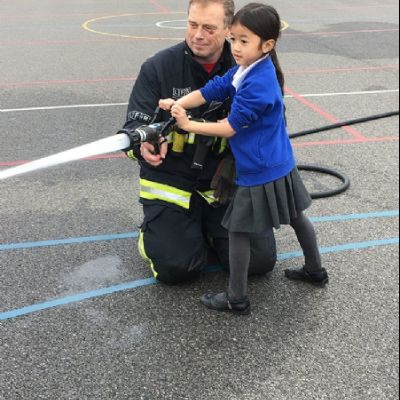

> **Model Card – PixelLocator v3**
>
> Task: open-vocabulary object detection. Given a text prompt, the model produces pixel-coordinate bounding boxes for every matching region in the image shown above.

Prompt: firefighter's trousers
[138,193,277,285]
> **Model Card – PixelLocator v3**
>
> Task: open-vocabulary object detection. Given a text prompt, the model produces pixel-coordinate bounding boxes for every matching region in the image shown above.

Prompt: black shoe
[201,292,251,315]
[285,266,329,287]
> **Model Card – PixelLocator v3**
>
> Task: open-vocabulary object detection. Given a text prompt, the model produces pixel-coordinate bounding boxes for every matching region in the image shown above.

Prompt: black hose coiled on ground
[291,111,399,199]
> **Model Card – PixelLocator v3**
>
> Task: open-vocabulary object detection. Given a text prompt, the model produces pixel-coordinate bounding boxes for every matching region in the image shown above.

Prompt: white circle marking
[156,20,187,30]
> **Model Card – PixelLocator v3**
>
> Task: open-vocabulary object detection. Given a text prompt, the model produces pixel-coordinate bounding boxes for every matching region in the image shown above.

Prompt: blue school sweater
[200,56,295,187]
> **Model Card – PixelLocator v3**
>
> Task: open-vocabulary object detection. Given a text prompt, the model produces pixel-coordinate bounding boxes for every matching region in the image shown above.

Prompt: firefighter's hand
[140,140,168,167]
[171,104,191,131]
[159,98,176,111]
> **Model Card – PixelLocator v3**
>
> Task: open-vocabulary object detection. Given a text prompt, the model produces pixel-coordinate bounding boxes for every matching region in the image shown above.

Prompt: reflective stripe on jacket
[140,179,220,210]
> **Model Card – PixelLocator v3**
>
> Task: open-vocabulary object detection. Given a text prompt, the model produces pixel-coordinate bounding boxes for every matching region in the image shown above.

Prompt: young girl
[160,3,329,315]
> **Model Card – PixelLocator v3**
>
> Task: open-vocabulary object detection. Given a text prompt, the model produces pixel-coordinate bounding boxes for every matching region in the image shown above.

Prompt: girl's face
[229,23,276,67]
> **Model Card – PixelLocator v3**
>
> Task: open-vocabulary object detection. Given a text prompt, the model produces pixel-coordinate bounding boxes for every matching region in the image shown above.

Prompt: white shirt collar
[232,55,269,90]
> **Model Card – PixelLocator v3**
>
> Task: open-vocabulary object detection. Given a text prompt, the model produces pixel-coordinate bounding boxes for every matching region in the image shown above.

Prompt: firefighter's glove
[211,155,237,205]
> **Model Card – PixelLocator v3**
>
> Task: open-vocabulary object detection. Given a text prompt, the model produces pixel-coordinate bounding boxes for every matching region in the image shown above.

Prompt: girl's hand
[159,98,176,111]
[171,104,191,131]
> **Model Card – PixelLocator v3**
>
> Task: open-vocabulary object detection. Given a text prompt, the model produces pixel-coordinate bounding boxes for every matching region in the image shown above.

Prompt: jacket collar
[184,40,235,76]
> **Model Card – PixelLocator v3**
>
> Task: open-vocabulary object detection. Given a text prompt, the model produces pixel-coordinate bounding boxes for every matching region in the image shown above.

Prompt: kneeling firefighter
[122,0,277,284]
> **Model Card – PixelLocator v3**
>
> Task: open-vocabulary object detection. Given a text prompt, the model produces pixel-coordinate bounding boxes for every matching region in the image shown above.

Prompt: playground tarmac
[0,0,399,399]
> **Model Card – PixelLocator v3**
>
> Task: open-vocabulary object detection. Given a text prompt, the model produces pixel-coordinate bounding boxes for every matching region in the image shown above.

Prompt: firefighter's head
[186,0,234,64]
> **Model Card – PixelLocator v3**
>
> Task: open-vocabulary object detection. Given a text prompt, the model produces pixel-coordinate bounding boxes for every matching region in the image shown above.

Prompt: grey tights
[228,211,322,301]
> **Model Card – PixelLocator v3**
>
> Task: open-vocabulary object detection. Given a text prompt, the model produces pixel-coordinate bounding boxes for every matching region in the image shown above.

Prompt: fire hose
[0,108,398,201]
[291,110,399,199]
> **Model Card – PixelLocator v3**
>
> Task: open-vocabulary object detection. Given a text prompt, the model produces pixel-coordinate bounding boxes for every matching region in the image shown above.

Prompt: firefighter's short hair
[188,0,235,27]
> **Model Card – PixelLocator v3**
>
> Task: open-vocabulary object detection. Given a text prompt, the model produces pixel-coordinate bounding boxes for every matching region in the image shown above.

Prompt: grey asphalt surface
[0,0,399,399]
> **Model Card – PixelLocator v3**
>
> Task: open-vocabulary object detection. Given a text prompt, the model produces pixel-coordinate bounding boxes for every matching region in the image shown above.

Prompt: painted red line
[303,4,398,10]
[284,28,399,37]
[1,136,398,167]
[84,153,126,161]
[286,65,399,75]
[285,87,366,140]
[0,160,29,167]
[1,13,110,20]
[0,153,127,167]
[0,77,136,88]
[0,39,120,47]
[293,136,399,148]
[148,0,170,13]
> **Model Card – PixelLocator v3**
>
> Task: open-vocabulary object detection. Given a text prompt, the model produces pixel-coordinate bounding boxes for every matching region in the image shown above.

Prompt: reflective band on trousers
[138,229,158,278]
[140,179,192,210]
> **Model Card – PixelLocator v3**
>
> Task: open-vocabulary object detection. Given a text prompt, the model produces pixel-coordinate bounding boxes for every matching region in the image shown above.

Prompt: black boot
[201,292,251,315]
[285,266,329,287]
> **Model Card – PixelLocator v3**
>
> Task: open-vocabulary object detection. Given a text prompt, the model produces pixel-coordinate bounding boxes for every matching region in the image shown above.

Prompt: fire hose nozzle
[117,124,162,150]
[118,117,177,154]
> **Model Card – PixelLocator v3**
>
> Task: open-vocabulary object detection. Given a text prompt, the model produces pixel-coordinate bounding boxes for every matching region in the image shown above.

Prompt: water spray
[0,116,176,181]
[0,134,130,181]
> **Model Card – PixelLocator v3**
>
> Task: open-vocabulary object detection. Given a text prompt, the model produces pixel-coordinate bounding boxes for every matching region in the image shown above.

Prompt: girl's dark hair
[232,3,285,94]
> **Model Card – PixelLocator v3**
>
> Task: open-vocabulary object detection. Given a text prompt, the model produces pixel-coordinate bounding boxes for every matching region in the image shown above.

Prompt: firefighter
[123,0,277,284]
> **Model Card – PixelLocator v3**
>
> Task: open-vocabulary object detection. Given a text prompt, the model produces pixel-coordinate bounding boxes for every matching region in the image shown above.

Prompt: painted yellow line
[82,12,186,41]
[281,20,290,32]
[82,12,289,41]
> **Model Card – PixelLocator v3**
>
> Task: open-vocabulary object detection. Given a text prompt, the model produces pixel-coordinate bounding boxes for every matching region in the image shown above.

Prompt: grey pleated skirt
[222,168,312,233]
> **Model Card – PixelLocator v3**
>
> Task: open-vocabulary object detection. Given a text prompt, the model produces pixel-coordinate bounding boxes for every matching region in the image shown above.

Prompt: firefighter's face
[186,3,229,63]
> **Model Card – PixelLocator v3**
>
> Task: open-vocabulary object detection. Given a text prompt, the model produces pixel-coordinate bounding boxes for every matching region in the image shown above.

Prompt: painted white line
[1,90,398,113]
[155,20,187,29]
[0,103,128,113]
[285,89,399,99]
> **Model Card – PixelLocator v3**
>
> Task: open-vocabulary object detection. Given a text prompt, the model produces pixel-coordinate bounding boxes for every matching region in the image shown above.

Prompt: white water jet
[0,134,131,180]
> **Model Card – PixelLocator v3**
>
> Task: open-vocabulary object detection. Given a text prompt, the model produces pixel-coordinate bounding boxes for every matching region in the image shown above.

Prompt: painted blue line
[0,237,398,322]
[278,237,399,260]
[0,210,398,252]
[0,278,157,321]
[0,232,139,251]
[309,210,399,223]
